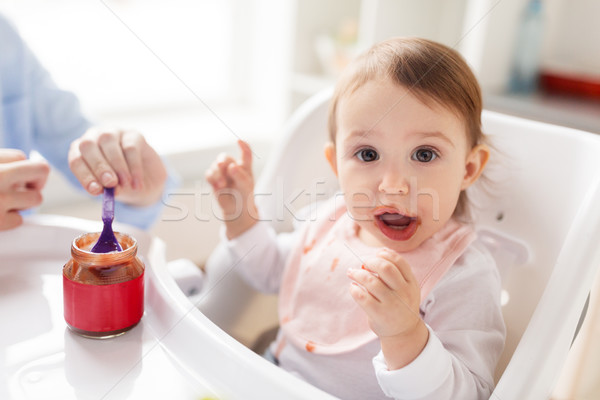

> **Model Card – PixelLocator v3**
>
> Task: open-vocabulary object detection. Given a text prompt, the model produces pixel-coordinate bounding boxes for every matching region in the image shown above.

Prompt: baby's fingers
[237,140,253,171]
[226,162,253,193]
[356,256,406,293]
[216,153,236,175]
[205,165,225,190]
[376,249,416,286]
[347,267,386,302]
[207,154,236,189]
[347,277,390,326]
[349,280,376,306]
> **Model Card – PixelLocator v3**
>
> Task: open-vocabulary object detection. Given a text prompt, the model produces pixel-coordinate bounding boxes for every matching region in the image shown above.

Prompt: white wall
[542,0,600,75]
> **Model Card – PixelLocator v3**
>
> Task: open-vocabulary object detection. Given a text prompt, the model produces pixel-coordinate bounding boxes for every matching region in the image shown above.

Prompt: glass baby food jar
[63,232,144,338]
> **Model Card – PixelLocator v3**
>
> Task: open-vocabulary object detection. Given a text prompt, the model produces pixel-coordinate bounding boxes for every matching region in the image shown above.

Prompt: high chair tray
[0,215,336,400]
[0,215,206,399]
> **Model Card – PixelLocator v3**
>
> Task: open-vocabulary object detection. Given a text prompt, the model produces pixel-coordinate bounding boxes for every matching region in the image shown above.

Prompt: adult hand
[68,128,167,207]
[0,149,50,230]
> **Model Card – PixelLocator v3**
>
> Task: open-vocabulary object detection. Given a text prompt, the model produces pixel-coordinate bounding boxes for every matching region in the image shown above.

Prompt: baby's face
[331,79,476,252]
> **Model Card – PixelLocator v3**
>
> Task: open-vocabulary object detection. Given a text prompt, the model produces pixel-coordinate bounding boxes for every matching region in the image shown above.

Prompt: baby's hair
[327,37,487,220]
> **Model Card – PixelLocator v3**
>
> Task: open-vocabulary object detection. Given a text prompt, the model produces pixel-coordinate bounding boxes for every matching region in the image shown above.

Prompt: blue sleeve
[0,14,91,174]
[0,14,179,229]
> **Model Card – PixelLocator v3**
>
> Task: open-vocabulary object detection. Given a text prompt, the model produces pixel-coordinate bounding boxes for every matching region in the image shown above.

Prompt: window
[1,0,292,155]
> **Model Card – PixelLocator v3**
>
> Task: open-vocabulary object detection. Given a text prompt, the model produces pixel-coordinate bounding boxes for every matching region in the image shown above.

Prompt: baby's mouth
[377,213,414,229]
[374,211,419,241]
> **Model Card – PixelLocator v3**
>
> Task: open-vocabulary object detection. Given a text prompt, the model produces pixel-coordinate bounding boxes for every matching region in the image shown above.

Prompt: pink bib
[277,200,476,355]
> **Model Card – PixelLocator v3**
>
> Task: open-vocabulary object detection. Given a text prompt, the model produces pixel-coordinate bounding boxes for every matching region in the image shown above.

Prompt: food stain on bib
[303,239,317,254]
[330,258,340,272]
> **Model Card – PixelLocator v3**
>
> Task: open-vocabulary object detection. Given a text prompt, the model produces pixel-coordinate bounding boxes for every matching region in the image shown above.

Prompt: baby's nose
[378,170,409,194]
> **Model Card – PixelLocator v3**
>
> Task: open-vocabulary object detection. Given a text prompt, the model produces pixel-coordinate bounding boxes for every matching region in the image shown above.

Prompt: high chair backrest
[254,89,600,400]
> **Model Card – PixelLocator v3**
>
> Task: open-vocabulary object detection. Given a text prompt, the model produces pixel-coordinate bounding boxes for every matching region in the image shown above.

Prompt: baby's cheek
[414,182,455,218]
[347,191,376,217]
[347,205,372,223]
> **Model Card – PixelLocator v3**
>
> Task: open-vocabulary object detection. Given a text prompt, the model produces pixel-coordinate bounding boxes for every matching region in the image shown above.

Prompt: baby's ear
[461,144,490,190]
[324,142,338,177]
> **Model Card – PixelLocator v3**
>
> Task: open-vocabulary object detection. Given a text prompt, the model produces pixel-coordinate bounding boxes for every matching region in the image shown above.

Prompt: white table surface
[0,215,213,400]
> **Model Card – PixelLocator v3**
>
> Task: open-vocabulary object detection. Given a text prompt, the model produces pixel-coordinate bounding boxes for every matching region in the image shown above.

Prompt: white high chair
[157,90,600,399]
[250,88,600,399]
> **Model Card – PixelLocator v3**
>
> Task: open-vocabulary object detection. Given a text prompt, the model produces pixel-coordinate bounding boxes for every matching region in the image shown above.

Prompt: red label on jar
[63,272,144,333]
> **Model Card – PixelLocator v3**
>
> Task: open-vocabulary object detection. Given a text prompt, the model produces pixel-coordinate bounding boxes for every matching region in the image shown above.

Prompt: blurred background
[1,0,599,264]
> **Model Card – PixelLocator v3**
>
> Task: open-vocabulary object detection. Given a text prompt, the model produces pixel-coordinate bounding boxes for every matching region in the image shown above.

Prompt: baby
[206,37,505,400]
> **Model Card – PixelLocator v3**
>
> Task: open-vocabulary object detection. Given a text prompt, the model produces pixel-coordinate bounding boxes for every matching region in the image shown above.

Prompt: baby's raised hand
[205,140,258,239]
[347,248,428,369]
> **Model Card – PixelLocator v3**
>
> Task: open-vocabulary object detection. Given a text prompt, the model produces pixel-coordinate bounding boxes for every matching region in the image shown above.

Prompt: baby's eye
[412,148,438,163]
[356,148,379,162]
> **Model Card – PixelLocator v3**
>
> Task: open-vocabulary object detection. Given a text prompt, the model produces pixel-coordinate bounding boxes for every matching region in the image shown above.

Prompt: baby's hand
[205,140,258,239]
[347,249,428,369]
[347,249,421,337]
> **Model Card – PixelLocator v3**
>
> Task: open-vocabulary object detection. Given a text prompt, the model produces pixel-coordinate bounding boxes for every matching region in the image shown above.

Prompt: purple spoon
[91,187,123,253]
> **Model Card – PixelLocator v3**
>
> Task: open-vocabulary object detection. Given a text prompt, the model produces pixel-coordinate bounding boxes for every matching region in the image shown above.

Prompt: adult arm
[0,15,176,229]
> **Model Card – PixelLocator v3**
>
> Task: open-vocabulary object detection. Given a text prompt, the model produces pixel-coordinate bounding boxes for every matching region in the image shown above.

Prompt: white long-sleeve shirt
[221,210,505,400]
